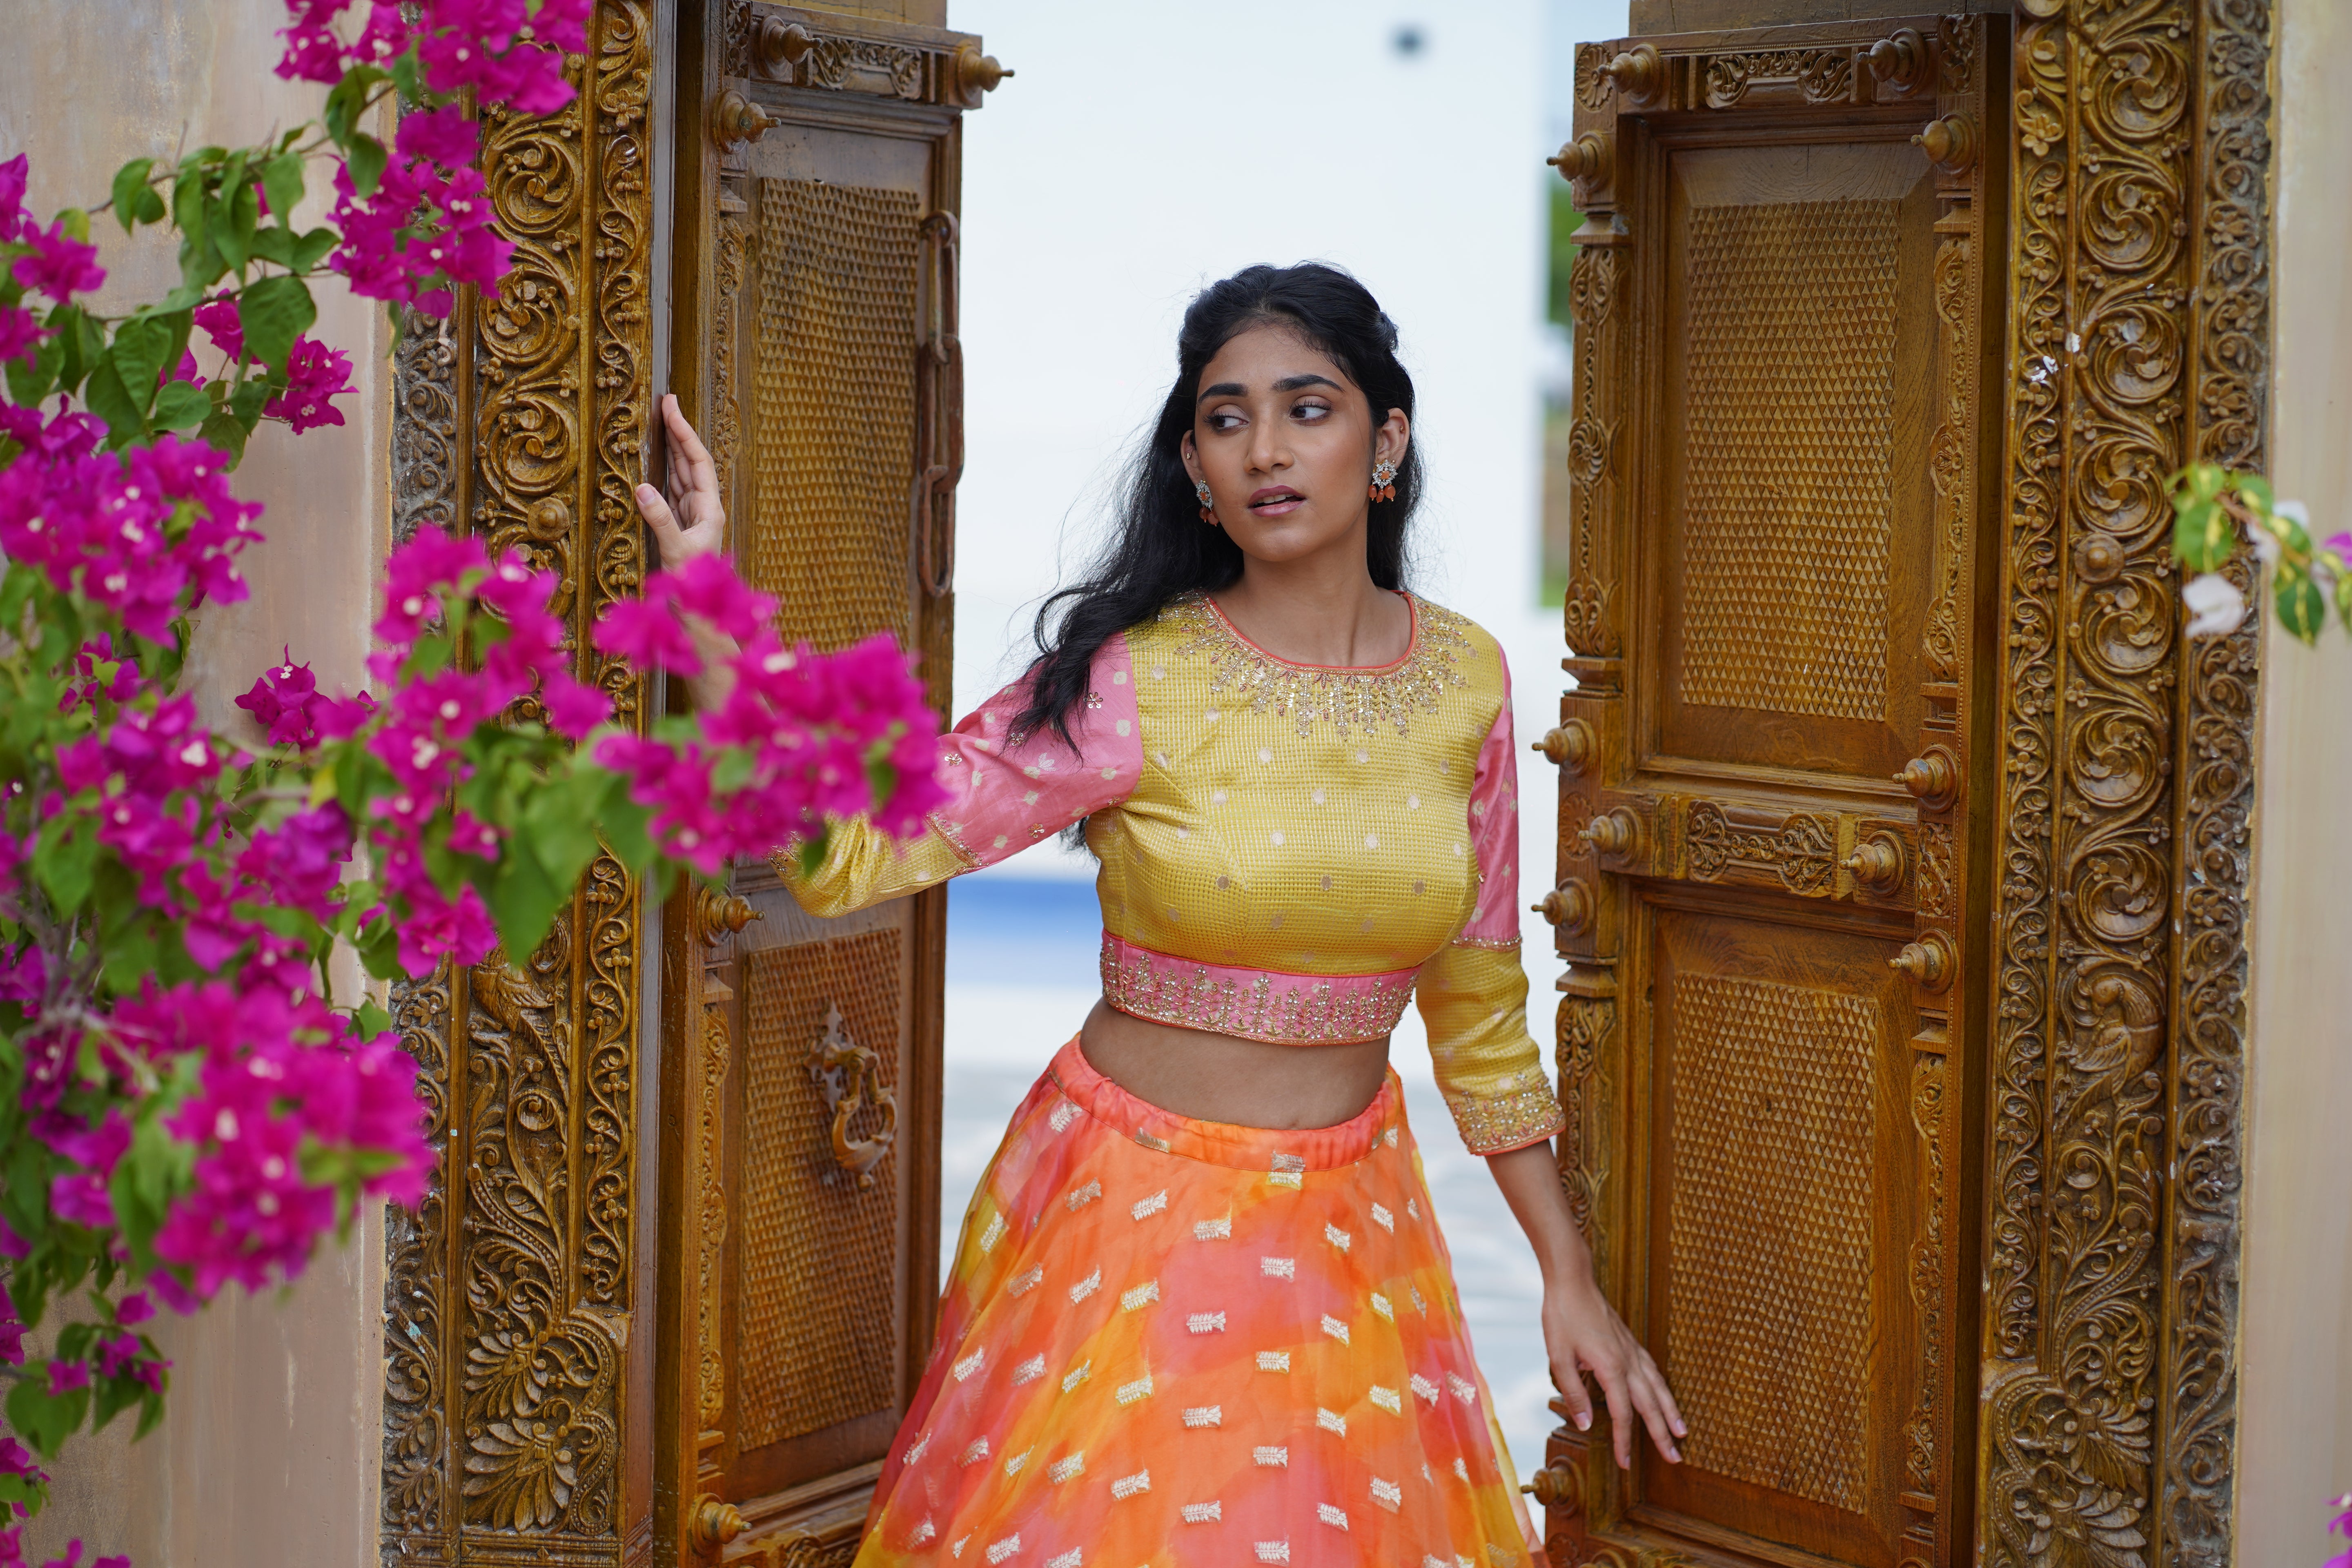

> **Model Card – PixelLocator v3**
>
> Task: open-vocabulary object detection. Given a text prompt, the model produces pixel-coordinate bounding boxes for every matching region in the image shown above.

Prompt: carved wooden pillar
[1977,5,2268,1568]
[380,4,660,1564]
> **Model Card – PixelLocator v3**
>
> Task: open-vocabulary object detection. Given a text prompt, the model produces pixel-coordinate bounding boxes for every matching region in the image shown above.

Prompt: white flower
[2182,572,2247,638]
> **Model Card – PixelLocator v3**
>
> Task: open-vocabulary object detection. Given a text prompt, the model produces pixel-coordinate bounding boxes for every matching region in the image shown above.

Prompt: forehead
[1198,322,1352,391]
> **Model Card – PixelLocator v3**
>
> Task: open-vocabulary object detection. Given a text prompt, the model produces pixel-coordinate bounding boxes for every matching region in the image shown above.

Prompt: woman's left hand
[637,392,726,574]
[1541,1269,1685,1470]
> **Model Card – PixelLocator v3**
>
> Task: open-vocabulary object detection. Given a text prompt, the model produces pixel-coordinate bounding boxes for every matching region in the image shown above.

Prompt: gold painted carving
[1980,6,2265,1567]
[1924,234,1972,684]
[1685,799,1836,896]
[697,982,732,1430]
[381,4,655,1563]
[1555,994,1615,1276]
[1563,246,1619,658]
[1700,48,1855,109]
[1904,1047,1949,1502]
[1573,42,1614,111]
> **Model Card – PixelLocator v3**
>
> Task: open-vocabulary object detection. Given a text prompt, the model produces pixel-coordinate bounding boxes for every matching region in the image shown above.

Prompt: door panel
[1536,15,2004,1568]
[660,4,997,1561]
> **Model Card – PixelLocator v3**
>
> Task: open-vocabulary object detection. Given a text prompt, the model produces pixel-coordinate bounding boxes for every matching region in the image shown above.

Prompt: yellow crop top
[780,592,1563,1156]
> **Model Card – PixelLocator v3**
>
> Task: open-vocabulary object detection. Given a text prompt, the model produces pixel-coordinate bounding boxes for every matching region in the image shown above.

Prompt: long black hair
[1011,262,1423,744]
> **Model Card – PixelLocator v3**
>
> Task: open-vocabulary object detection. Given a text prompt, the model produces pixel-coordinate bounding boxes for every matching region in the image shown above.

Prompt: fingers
[1552,1362,1594,1435]
[1591,1361,1636,1470]
[662,392,719,496]
[1627,1361,1683,1465]
[635,482,686,572]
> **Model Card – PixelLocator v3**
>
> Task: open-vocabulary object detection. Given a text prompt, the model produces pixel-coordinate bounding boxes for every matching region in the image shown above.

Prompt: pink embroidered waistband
[1097,932,1419,1045]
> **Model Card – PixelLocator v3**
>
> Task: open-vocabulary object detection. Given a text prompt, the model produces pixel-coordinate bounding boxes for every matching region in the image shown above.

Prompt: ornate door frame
[380,3,664,1564]
[1539,5,2271,1566]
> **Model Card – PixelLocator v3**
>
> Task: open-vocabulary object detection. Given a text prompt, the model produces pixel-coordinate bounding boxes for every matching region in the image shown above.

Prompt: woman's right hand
[637,392,726,574]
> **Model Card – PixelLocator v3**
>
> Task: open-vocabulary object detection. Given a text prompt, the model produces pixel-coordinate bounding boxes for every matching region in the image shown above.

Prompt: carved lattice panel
[738,929,906,1450]
[752,178,921,653]
[1663,971,1879,1512]
[1679,197,1900,723]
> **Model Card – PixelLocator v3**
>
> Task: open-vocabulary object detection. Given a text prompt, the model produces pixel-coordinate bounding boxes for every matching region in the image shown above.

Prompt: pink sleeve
[931,631,1142,867]
[1458,647,1521,946]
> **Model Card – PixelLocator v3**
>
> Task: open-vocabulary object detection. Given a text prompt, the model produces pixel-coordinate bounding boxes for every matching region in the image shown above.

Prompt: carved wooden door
[657,6,1003,1563]
[1532,16,2003,1568]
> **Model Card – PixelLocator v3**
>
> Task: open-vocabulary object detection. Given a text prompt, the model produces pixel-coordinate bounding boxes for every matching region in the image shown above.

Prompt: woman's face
[1180,323,1409,571]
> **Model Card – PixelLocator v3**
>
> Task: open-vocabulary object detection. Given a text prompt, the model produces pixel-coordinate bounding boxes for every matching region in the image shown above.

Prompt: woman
[637,263,1683,1566]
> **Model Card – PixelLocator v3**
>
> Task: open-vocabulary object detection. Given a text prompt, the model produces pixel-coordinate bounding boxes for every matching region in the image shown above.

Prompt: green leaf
[291,225,338,272]
[109,312,178,408]
[238,274,317,372]
[597,787,656,874]
[2173,499,2233,574]
[0,1470,45,1515]
[2232,472,2274,513]
[389,51,426,107]
[197,408,252,468]
[58,207,89,245]
[262,152,306,230]
[324,66,390,148]
[2277,564,2327,643]
[111,1099,196,1278]
[2335,568,2352,635]
[6,328,60,405]
[153,378,212,432]
[31,821,98,915]
[229,374,274,428]
[82,356,147,446]
[6,1374,90,1461]
[355,998,396,1040]
[353,914,407,982]
[217,170,261,273]
[111,157,156,234]
[347,133,389,201]
[795,824,832,881]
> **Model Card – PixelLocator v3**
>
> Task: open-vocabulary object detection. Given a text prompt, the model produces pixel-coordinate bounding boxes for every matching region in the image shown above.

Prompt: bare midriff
[1078,998,1392,1131]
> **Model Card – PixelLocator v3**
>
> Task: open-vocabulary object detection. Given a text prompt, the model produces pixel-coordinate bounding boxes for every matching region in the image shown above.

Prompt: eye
[1290,400,1332,423]
[1206,409,1246,432]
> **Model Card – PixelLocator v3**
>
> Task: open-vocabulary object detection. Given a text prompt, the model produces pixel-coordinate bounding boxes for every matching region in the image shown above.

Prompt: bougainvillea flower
[11,220,106,300]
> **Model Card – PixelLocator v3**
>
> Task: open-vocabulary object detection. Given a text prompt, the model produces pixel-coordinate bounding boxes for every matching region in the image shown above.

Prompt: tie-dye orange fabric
[856,1039,1535,1567]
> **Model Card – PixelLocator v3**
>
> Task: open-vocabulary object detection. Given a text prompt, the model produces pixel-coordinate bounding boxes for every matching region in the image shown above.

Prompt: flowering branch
[2172,463,2350,641]
[0,5,944,1564]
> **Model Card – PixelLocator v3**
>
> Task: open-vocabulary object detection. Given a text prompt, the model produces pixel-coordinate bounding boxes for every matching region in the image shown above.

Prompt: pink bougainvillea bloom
[114,1291,155,1327]
[192,299,246,363]
[0,1438,43,1486]
[0,304,43,366]
[395,104,479,167]
[0,151,30,242]
[46,1360,89,1395]
[263,336,355,434]
[541,674,612,739]
[12,220,106,300]
[593,595,703,674]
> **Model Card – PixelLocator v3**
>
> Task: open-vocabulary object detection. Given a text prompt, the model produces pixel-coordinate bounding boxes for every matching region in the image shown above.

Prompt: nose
[1245,414,1290,476]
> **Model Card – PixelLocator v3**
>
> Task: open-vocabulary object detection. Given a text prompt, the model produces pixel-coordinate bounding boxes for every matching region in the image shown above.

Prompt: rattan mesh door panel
[752,177,922,653]
[1679,198,1901,724]
[738,929,906,1451]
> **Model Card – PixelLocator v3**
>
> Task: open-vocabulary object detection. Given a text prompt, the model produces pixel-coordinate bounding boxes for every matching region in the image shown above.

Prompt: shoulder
[1410,595,1510,701]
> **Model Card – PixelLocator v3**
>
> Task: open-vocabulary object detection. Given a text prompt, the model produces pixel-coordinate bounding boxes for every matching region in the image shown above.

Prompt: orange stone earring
[1196,481,1218,524]
[1369,460,1397,502]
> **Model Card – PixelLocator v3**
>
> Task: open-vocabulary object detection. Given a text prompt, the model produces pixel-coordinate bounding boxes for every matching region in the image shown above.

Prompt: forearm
[1486,1139,1599,1292]
[679,614,738,713]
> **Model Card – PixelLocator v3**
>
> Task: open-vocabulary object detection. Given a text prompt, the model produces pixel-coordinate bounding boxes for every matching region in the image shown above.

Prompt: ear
[1180,430,1205,487]
[1374,408,1411,470]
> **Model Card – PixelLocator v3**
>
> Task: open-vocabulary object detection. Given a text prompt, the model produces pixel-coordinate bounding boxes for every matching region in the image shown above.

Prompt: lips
[1248,487,1304,514]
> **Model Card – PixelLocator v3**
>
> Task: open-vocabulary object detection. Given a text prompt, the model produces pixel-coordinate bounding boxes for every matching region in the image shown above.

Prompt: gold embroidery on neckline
[1167,593,1472,737]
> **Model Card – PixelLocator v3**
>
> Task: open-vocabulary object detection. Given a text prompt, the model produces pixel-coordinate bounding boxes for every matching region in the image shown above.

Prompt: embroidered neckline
[1167,591,1472,737]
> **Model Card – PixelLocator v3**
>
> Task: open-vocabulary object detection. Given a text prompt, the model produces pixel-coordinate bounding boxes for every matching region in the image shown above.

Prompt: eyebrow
[1199,372,1343,397]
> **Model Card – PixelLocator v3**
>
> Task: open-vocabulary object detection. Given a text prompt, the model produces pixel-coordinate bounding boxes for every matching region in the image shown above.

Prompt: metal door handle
[809,1004,897,1188]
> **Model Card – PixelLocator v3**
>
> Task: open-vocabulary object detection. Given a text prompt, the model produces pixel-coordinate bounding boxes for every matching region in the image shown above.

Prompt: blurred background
[940,0,1630,1474]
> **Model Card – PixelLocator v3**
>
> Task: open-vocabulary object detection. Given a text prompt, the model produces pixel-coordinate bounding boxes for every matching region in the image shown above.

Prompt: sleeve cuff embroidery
[1443,1078,1566,1156]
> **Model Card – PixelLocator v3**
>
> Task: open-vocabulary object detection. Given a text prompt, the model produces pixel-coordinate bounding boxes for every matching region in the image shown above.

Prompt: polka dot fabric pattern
[854,1038,1536,1568]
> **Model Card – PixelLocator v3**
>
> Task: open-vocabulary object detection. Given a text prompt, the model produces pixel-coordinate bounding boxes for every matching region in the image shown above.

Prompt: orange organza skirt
[856,1037,1534,1566]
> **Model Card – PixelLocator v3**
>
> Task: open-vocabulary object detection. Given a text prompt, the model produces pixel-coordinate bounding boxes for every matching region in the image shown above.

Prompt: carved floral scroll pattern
[1982,4,2264,1566]
[1564,247,1619,659]
[381,6,655,1563]
[1701,48,1853,109]
[2165,2,2270,1563]
[1924,234,1971,685]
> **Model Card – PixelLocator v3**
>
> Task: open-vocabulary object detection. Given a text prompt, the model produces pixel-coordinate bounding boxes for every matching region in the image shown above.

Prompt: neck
[1216,527,1410,668]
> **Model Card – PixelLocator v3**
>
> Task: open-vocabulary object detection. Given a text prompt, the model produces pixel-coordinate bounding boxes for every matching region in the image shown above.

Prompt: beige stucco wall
[2235,0,2352,1560]
[0,3,389,1564]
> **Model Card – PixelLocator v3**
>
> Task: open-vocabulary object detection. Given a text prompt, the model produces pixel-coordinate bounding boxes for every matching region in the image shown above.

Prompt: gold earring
[1196,480,1218,524]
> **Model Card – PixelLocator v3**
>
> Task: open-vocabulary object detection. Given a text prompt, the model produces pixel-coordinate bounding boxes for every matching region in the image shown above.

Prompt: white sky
[949,0,1629,942]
